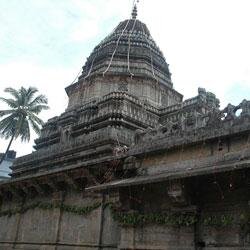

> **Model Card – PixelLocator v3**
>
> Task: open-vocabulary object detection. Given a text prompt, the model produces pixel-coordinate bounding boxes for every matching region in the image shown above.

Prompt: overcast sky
[0,0,250,157]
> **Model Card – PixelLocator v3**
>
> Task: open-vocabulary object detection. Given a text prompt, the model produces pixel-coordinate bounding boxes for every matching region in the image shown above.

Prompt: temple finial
[131,0,139,19]
[132,5,137,19]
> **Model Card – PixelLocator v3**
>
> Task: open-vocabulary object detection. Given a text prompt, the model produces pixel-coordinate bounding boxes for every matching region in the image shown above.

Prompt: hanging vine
[0,201,248,228]
[0,201,101,217]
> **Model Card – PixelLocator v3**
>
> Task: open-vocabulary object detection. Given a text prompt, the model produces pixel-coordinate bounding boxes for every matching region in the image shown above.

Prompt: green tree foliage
[0,87,49,164]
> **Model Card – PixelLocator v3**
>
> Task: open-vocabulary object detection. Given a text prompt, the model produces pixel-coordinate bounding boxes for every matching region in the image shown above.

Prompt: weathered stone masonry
[0,7,250,250]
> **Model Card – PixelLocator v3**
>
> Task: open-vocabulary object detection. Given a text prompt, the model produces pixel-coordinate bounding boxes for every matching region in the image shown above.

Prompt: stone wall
[0,191,119,250]
[120,225,195,250]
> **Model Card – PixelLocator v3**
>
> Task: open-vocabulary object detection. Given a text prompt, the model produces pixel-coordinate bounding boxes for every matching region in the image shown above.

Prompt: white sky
[0,0,250,157]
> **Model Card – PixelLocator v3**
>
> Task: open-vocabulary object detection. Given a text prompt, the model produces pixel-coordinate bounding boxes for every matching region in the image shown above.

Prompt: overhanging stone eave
[11,141,117,176]
[0,154,124,190]
[86,159,250,192]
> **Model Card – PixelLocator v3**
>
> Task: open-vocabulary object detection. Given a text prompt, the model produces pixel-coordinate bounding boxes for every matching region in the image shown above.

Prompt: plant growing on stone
[0,87,49,164]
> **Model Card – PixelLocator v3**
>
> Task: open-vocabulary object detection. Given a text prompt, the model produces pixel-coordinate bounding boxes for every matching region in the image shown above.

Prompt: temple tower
[11,4,183,178]
[66,5,182,109]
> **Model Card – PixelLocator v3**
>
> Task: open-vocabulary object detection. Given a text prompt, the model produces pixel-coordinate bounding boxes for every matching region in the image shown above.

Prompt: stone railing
[160,88,219,116]
[134,99,250,145]
[159,96,200,115]
[183,96,199,107]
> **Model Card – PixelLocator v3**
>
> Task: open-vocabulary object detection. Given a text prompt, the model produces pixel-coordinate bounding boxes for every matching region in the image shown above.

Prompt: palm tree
[0,87,49,164]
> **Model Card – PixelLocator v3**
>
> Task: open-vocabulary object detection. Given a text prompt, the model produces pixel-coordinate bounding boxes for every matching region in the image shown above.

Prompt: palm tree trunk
[0,134,15,165]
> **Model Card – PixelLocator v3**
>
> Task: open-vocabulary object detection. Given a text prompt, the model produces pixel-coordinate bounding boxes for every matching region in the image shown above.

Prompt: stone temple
[0,5,250,250]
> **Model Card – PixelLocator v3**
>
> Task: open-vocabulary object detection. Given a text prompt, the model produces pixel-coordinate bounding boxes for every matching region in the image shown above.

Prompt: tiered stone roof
[78,18,171,84]
[65,13,176,107]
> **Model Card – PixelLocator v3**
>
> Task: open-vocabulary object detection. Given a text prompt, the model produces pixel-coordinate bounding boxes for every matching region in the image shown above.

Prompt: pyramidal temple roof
[75,5,173,88]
